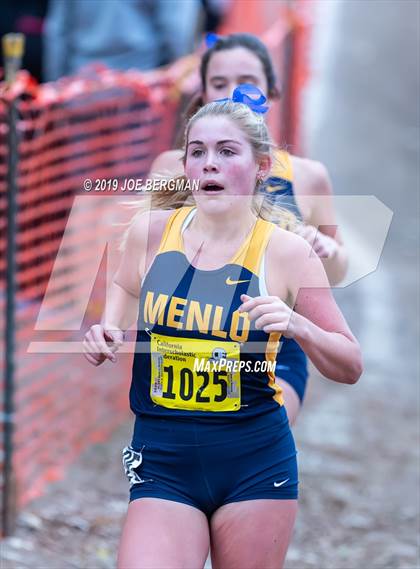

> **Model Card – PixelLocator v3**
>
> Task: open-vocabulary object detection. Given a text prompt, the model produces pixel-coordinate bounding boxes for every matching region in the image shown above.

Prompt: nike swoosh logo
[273,478,290,488]
[226,277,251,286]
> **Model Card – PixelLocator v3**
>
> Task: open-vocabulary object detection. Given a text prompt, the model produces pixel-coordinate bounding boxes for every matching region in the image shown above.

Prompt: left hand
[239,294,297,338]
[295,224,338,259]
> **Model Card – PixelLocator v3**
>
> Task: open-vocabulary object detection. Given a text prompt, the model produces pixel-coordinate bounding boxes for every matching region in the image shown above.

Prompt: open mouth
[201,181,225,192]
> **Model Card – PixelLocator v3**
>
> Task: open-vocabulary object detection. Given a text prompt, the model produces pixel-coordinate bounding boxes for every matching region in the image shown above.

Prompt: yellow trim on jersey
[157,207,276,278]
[270,149,293,183]
[265,332,284,405]
[232,218,275,276]
[157,206,195,254]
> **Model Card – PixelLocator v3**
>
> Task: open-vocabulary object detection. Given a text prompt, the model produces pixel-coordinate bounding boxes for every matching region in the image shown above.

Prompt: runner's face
[185,115,259,211]
[204,47,269,103]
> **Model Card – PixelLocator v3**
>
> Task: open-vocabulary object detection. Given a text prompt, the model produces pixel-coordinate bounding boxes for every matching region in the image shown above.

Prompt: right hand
[294,224,338,259]
[83,324,124,366]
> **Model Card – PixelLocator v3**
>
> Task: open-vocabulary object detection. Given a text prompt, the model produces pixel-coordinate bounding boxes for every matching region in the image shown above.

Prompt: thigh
[210,499,297,569]
[118,497,210,569]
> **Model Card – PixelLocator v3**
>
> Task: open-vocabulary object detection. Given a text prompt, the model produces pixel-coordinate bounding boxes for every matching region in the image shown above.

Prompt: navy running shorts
[276,337,308,403]
[122,406,298,518]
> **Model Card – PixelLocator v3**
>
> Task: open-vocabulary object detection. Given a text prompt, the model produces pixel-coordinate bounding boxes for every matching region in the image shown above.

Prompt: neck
[191,206,257,243]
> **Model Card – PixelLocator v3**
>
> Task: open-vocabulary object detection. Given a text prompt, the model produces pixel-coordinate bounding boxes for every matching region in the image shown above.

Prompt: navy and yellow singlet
[263,149,302,221]
[130,205,285,422]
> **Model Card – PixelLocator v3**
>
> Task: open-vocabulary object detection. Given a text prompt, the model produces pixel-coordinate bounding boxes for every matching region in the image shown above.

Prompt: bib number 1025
[151,364,241,412]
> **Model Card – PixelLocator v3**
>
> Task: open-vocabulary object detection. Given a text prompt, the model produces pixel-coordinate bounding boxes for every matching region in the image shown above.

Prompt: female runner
[149,33,348,424]
[83,89,362,569]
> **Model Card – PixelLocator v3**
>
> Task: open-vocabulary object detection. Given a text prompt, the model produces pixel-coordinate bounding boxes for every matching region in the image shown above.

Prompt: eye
[191,148,204,157]
[221,148,235,156]
[237,78,259,87]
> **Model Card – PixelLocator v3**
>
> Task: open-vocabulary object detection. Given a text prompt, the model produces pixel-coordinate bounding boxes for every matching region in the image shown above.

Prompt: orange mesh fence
[0,6,312,520]
[283,0,315,152]
[0,61,198,511]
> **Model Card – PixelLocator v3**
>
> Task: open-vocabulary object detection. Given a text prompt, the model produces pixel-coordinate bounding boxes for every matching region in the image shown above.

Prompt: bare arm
[83,210,170,365]
[293,157,348,285]
[100,222,146,332]
[241,230,362,384]
[291,283,362,384]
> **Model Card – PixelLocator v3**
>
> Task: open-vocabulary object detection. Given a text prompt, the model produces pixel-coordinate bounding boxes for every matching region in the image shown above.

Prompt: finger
[84,336,115,363]
[82,339,107,364]
[83,352,103,366]
[264,310,295,335]
[239,294,257,313]
[82,341,104,363]
[314,247,329,258]
[313,240,335,258]
[90,327,115,361]
[82,336,102,357]
[89,337,114,361]
[104,330,124,359]
[239,294,277,313]
[103,339,121,355]
[90,325,107,344]
[247,303,280,322]
[85,326,117,362]
[313,242,327,255]
[241,295,278,302]
[312,234,327,248]
[104,329,124,346]
[262,323,292,334]
[255,312,282,330]
[323,242,338,258]
[261,312,292,332]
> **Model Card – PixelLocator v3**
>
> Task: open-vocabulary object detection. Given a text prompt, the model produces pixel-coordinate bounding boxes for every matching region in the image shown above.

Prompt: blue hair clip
[205,32,221,49]
[215,84,269,114]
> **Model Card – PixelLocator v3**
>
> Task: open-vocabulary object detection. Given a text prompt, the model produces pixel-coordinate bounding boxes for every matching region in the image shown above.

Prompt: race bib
[150,333,241,412]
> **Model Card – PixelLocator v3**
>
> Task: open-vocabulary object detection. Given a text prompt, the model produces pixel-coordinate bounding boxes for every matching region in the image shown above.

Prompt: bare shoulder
[266,225,311,266]
[265,225,327,299]
[290,154,332,195]
[149,149,184,178]
[114,209,175,296]
[127,209,173,251]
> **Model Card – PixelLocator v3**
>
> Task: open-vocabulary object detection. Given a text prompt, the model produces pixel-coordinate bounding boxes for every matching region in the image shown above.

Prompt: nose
[203,152,219,173]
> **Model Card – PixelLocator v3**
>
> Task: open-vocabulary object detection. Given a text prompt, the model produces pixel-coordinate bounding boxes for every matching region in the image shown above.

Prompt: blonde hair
[120,100,296,250]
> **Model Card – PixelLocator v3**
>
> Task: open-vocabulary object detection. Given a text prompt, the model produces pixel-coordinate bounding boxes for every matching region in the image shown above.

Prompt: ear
[257,155,272,180]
